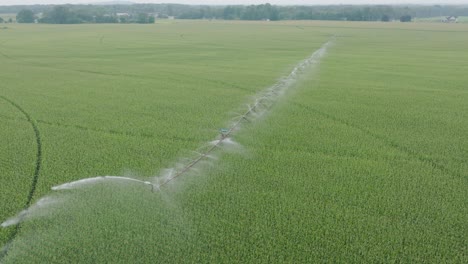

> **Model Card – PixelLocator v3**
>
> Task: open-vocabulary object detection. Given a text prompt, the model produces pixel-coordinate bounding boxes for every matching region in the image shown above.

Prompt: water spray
[51,176,155,192]
[152,39,333,189]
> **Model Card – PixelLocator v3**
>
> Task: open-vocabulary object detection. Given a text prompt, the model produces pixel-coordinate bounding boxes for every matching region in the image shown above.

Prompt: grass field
[0,20,467,263]
[415,16,468,23]
[0,13,16,22]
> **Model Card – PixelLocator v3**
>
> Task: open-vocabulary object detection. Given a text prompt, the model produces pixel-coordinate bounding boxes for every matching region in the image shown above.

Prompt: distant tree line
[2,3,468,24]
[10,5,156,24]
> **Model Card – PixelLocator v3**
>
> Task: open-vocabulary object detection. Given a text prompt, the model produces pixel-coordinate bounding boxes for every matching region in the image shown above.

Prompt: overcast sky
[1,0,468,6]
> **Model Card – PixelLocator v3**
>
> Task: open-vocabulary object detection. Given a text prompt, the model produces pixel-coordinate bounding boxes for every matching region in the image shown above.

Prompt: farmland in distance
[0,20,467,262]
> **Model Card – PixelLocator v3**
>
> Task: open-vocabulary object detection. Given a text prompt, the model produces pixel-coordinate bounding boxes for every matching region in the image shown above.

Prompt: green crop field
[0,20,467,263]
[415,16,468,23]
[0,14,16,22]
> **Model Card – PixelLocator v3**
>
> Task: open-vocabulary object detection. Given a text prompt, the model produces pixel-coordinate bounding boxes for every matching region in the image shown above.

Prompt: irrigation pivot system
[155,95,267,189]
[153,39,333,190]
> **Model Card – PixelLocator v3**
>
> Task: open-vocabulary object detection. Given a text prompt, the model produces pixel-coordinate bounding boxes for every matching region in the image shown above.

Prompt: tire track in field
[37,119,156,139]
[0,96,42,260]
[299,104,464,179]
[65,68,251,93]
[36,119,195,143]
[0,47,250,94]
[0,51,14,60]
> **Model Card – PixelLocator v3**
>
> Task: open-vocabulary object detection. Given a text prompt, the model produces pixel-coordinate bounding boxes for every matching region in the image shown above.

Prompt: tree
[40,5,81,24]
[137,13,149,23]
[16,9,35,23]
[135,13,155,24]
[95,15,118,23]
[381,14,390,22]
[400,14,412,22]
[223,6,241,20]
[49,6,72,24]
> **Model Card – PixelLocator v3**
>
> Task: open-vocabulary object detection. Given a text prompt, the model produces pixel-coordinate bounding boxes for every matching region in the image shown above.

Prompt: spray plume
[1,196,59,228]
[153,39,333,189]
[51,176,153,191]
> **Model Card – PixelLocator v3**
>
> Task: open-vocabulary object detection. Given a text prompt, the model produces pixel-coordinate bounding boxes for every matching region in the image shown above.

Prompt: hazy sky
[1,0,468,5]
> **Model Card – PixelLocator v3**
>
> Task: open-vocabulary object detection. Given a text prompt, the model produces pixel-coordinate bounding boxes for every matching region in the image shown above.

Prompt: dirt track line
[0,96,42,260]
[0,50,13,60]
[300,104,464,179]
[36,119,195,142]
